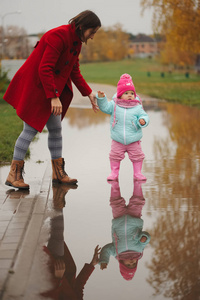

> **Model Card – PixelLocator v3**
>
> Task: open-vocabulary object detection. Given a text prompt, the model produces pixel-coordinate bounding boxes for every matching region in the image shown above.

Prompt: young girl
[99,180,151,281]
[4,10,101,190]
[96,74,149,181]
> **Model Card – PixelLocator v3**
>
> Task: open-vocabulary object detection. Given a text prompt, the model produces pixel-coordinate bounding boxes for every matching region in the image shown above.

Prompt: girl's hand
[100,263,108,270]
[88,92,99,113]
[140,236,147,243]
[139,118,146,125]
[97,91,105,98]
[51,97,62,116]
[90,245,101,266]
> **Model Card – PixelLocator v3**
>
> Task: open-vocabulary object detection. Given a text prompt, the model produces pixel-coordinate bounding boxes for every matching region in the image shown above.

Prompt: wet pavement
[0,83,200,299]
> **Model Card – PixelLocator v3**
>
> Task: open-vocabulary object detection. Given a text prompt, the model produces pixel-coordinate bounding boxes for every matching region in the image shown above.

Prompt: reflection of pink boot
[133,180,145,198]
[109,180,121,199]
[127,181,145,218]
[107,160,120,181]
[133,160,146,181]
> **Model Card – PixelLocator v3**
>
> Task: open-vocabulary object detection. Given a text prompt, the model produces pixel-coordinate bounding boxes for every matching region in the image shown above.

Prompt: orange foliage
[141,0,200,65]
[80,24,129,62]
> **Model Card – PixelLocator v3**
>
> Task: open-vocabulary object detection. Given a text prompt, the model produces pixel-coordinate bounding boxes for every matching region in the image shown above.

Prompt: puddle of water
[1,99,200,299]
[35,101,200,299]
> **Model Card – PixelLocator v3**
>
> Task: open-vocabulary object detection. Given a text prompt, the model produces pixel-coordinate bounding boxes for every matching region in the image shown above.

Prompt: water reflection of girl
[99,181,151,281]
[41,184,100,299]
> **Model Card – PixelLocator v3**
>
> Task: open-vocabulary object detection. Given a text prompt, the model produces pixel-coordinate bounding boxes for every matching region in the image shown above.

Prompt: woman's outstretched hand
[88,93,99,113]
[90,245,101,266]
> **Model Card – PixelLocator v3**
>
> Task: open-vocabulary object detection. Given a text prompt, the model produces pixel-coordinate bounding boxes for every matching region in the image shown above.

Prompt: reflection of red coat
[41,244,94,300]
[3,24,92,132]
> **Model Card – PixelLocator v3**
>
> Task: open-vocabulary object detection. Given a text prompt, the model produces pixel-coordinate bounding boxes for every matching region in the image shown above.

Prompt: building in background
[129,34,158,58]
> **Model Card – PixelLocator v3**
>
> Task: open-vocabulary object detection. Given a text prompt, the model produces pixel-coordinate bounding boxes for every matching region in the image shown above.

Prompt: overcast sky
[0,0,153,35]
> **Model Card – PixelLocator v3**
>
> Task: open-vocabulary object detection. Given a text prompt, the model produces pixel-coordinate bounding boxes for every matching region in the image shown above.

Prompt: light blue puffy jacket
[96,94,149,145]
[99,215,151,264]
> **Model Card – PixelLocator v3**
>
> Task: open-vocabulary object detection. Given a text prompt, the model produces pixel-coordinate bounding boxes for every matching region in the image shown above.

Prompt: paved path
[0,163,51,300]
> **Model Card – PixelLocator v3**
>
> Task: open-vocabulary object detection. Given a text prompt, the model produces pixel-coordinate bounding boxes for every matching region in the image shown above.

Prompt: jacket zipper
[125,215,128,250]
[124,109,126,145]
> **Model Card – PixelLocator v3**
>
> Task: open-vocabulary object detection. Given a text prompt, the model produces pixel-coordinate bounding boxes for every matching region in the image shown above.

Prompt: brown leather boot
[5,160,29,190]
[51,158,77,185]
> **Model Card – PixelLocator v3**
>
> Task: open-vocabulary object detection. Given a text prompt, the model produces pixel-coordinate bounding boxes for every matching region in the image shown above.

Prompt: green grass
[0,89,33,163]
[80,58,200,107]
[0,101,24,163]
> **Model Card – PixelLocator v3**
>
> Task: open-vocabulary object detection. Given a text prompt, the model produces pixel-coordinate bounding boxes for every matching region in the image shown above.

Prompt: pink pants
[110,197,145,219]
[109,140,145,162]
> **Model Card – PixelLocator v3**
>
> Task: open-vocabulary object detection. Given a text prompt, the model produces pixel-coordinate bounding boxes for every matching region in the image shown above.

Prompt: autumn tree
[80,24,130,62]
[141,0,200,66]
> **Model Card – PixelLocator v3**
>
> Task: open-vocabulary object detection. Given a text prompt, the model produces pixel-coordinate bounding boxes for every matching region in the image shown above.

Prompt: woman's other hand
[51,97,62,116]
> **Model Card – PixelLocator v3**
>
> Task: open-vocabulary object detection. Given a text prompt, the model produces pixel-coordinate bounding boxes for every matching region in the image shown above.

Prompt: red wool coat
[3,24,92,132]
[41,244,95,300]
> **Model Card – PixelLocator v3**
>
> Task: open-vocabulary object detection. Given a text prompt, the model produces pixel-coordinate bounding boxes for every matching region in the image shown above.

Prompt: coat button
[55,89,59,94]
[73,41,78,46]
[65,61,69,65]
[73,51,77,55]
[55,70,60,75]
[70,48,74,53]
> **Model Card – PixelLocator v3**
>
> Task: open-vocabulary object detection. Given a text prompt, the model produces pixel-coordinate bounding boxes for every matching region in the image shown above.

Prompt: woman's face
[81,26,100,43]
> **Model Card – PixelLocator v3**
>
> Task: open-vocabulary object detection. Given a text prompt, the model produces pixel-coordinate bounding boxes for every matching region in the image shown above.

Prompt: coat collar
[69,23,82,46]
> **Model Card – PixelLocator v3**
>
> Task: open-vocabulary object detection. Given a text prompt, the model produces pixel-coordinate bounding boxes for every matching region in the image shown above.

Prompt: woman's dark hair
[69,10,101,38]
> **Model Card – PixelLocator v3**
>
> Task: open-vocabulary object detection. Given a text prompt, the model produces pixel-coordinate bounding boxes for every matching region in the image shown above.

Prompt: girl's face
[81,26,100,43]
[122,259,137,269]
[121,90,135,101]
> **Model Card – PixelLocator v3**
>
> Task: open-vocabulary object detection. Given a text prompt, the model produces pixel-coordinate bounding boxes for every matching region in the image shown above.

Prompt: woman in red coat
[4,10,101,190]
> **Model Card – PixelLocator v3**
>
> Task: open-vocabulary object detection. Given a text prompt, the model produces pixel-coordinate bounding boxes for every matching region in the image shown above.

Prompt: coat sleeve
[138,231,151,251]
[70,59,92,96]
[74,263,95,299]
[38,30,69,99]
[38,33,65,99]
[99,243,115,264]
[137,106,150,128]
[96,94,114,115]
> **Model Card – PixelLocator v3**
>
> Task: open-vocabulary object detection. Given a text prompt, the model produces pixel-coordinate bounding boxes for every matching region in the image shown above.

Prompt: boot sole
[52,179,78,185]
[134,177,147,181]
[5,181,30,190]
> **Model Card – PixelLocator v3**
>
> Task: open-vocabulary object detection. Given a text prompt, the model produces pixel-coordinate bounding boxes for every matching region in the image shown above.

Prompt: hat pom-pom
[120,73,132,80]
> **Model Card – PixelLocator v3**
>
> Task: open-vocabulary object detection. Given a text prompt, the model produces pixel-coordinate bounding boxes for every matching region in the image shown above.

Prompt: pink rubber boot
[133,160,147,181]
[107,160,120,181]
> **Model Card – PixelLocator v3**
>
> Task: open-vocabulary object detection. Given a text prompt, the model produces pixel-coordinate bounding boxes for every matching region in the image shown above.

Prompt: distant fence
[1,59,26,80]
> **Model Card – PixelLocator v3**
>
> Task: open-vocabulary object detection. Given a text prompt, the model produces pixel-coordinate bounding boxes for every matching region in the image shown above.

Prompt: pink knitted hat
[117,74,136,98]
[119,261,138,281]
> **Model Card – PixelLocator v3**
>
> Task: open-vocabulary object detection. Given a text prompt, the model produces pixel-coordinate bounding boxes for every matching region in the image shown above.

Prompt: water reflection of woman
[41,184,100,299]
[99,181,151,281]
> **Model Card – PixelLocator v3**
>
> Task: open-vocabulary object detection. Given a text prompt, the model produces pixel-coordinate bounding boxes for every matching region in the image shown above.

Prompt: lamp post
[0,10,21,59]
